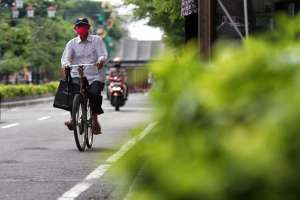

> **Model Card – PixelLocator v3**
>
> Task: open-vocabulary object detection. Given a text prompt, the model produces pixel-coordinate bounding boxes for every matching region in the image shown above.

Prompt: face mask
[75,26,89,39]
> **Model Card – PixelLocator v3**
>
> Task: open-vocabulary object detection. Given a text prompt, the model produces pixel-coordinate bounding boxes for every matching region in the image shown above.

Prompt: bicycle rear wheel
[86,99,93,149]
[72,94,87,151]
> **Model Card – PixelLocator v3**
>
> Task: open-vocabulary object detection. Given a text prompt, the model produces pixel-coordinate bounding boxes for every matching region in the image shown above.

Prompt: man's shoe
[92,120,102,135]
[64,120,74,131]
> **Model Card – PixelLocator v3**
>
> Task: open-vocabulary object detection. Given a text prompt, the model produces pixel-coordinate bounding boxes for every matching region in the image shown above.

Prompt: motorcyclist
[107,57,128,99]
[61,17,107,135]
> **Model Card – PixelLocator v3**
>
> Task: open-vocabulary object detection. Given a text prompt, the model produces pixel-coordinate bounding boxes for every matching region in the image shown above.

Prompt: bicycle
[68,63,96,151]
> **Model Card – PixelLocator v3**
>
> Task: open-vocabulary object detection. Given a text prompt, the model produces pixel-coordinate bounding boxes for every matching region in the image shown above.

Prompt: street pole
[198,0,217,59]
[243,0,249,37]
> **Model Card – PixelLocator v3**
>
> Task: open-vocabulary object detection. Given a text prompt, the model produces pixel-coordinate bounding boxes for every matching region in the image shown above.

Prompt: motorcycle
[108,75,127,111]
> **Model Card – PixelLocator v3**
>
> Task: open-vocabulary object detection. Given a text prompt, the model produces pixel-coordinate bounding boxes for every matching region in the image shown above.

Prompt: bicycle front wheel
[86,99,93,149]
[72,94,87,151]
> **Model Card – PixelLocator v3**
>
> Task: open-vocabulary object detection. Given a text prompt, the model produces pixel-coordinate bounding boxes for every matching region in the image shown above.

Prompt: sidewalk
[1,96,54,109]
[0,92,149,109]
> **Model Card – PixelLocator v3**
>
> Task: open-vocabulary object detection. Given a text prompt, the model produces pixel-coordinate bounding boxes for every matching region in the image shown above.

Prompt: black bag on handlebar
[53,71,78,111]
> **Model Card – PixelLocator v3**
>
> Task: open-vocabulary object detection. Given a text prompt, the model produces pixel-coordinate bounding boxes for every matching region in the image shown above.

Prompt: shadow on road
[81,147,117,154]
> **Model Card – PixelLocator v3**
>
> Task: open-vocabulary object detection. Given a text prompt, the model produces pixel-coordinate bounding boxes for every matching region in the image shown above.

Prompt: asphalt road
[0,93,151,200]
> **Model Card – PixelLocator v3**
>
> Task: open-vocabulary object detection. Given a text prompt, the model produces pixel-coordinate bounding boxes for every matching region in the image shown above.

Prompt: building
[185,0,300,56]
[217,0,300,39]
[110,38,165,92]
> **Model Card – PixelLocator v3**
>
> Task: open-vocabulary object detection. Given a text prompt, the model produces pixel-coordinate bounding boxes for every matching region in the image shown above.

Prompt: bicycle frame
[68,63,96,151]
[69,63,96,100]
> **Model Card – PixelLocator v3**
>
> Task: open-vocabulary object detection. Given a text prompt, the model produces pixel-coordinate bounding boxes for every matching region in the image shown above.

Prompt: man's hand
[64,66,71,76]
[96,60,105,70]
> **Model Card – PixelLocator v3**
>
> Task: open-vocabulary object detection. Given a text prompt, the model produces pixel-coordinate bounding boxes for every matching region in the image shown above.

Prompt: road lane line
[85,164,111,181]
[37,116,51,121]
[102,106,153,111]
[106,122,156,163]
[57,122,157,200]
[62,112,70,116]
[58,182,92,200]
[2,123,20,129]
[123,169,143,200]
[9,108,19,112]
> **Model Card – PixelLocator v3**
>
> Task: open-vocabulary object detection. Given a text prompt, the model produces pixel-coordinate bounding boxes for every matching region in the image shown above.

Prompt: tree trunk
[198,0,217,58]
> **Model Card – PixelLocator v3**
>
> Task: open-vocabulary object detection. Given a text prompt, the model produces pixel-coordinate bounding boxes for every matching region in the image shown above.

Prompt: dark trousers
[72,78,105,115]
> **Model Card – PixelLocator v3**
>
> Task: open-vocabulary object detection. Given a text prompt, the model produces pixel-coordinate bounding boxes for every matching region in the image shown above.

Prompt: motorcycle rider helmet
[113,57,121,68]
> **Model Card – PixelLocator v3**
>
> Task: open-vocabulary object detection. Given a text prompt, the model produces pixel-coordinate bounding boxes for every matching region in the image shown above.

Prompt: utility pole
[198,0,217,59]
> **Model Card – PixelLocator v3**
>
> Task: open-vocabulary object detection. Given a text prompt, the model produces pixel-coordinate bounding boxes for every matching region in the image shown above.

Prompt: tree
[0,18,31,78]
[0,14,74,81]
[124,0,184,46]
[25,0,69,17]
[23,18,74,81]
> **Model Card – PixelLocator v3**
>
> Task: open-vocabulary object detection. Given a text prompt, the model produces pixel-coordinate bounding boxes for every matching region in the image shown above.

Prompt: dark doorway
[275,1,300,16]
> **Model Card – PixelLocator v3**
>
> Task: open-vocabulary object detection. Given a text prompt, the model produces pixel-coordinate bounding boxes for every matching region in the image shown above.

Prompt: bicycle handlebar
[69,63,96,68]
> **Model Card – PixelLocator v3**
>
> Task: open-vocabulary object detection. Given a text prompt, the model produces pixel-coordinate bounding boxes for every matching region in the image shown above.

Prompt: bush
[118,15,300,200]
[0,82,59,99]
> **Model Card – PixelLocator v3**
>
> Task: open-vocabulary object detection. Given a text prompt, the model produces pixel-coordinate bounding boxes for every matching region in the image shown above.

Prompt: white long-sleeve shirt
[61,35,108,84]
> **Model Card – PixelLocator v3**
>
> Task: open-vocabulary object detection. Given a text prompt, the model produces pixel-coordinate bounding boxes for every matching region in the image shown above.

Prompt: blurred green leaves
[0,16,74,78]
[24,18,74,79]
[0,81,58,98]
[118,14,300,200]
[0,19,32,74]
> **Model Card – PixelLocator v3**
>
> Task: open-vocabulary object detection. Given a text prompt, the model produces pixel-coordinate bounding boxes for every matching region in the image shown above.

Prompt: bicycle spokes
[73,94,87,151]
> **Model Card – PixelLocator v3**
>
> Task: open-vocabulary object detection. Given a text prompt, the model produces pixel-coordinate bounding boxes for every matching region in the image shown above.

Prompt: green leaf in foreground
[116,14,300,200]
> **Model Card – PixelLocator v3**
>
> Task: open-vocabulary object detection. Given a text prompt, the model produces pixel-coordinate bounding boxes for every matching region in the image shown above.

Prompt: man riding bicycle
[61,17,107,135]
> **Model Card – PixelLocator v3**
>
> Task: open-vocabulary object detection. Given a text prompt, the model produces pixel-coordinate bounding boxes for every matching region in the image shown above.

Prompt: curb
[1,96,54,109]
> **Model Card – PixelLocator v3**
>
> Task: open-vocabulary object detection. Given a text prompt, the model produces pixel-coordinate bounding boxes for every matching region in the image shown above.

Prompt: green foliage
[0,3,73,78]
[118,15,300,200]
[0,55,26,74]
[63,0,104,20]
[24,18,74,79]
[124,0,184,46]
[0,82,58,99]
[24,0,69,17]
[0,19,32,74]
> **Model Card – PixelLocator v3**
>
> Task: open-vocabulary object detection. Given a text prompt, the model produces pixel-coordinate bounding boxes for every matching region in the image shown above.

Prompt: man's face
[74,24,90,38]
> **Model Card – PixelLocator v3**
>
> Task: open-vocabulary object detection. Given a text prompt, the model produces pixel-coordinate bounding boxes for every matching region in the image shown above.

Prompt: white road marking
[123,169,142,200]
[9,108,19,112]
[85,164,111,181]
[2,123,20,129]
[60,106,151,115]
[37,116,51,121]
[102,106,152,111]
[57,183,92,200]
[63,112,70,116]
[57,122,157,200]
